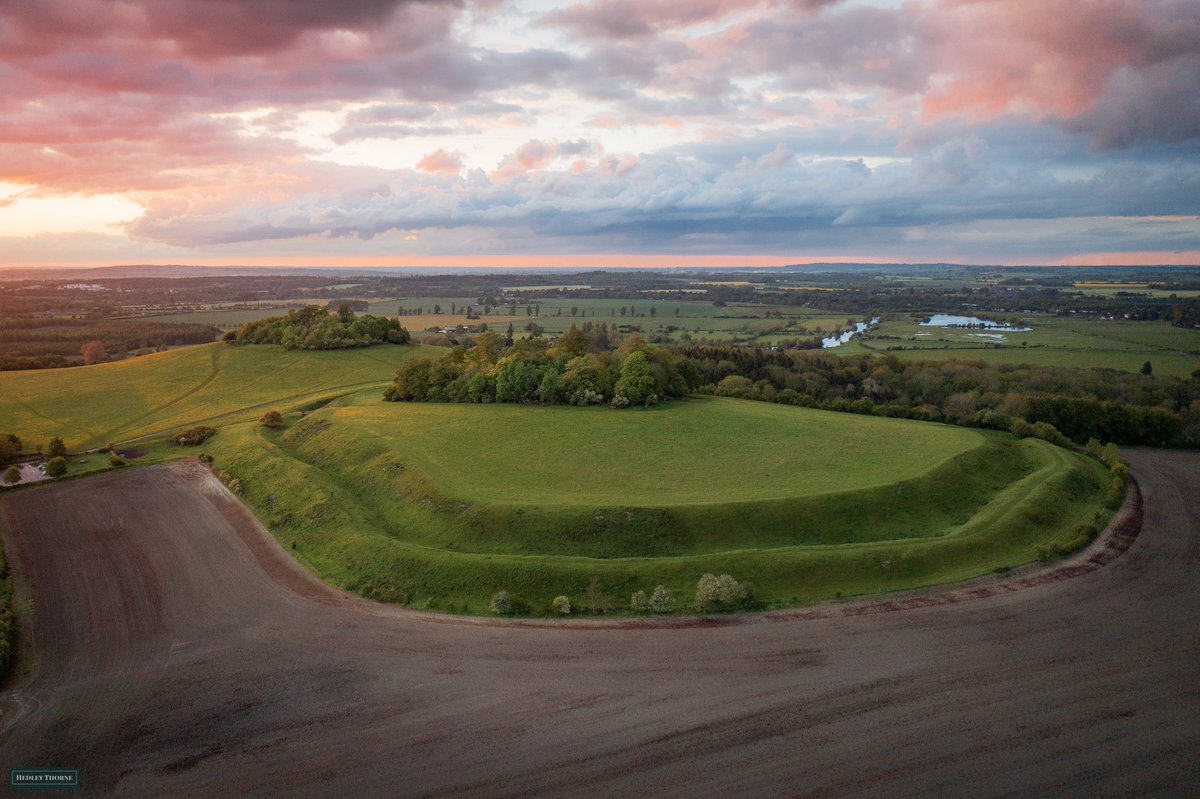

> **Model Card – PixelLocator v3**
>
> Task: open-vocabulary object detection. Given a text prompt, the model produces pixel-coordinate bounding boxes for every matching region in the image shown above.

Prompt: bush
[490,590,513,615]
[630,590,650,614]
[649,585,674,613]
[259,409,285,429]
[1044,524,1100,559]
[175,426,217,446]
[714,375,754,398]
[213,469,242,494]
[1038,523,1101,561]
[1101,446,1129,510]
[1105,482,1125,510]
[585,575,612,614]
[108,452,128,467]
[694,573,753,612]
[45,456,67,478]
[551,595,571,615]
[0,434,22,464]
[46,436,67,458]
[2,466,19,485]
[1101,443,1122,468]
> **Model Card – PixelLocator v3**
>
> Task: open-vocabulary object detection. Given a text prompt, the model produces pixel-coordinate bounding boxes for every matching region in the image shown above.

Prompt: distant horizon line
[3,260,1200,274]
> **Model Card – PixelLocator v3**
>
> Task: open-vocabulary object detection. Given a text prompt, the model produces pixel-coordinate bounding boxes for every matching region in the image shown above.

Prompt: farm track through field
[11,396,99,444]
[109,380,394,450]
[0,451,1196,797]
[92,348,222,446]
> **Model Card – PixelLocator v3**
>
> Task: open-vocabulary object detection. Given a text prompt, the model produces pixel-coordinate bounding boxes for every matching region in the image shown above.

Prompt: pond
[919,314,1031,332]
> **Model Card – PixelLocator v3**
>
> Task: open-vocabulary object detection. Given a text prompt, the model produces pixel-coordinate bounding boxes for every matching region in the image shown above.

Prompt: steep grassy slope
[0,342,439,450]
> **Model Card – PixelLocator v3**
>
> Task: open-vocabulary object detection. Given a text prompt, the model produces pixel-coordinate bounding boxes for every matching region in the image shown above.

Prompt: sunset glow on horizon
[1,0,1197,269]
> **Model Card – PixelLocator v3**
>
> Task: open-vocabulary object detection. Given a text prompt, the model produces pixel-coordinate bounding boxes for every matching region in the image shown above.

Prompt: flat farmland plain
[0,450,1195,797]
[843,316,1200,377]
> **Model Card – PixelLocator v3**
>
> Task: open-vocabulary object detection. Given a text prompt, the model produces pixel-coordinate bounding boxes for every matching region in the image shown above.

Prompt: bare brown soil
[0,451,1196,798]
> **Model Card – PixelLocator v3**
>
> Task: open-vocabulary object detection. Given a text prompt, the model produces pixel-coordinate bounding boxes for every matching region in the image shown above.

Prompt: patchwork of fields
[142,296,1200,376]
[842,316,1200,377]
[144,296,871,347]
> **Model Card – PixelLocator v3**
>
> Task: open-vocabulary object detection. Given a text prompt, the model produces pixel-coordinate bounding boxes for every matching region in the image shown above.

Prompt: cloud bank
[0,0,1197,264]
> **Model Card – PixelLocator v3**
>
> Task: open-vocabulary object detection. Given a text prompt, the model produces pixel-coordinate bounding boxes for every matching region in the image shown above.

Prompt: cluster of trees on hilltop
[225,305,410,350]
[680,345,1199,447]
[385,329,697,406]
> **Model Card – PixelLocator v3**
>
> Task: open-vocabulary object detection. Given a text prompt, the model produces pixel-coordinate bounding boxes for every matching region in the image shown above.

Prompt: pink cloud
[923,0,1147,121]
[0,1,439,59]
[541,0,770,40]
[0,104,309,195]
[492,140,598,181]
[416,149,464,175]
[660,0,1199,146]
[0,0,1195,266]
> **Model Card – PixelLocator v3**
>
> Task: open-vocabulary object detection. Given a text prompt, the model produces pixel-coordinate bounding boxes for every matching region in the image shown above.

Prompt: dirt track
[0,451,1196,797]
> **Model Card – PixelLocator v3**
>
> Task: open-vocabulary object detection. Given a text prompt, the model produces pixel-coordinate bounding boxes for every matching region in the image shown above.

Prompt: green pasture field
[1072,287,1200,299]
[136,295,390,328]
[326,398,981,505]
[0,342,439,450]
[137,293,863,346]
[135,306,311,329]
[146,305,526,336]
[840,315,1200,377]
[371,296,859,344]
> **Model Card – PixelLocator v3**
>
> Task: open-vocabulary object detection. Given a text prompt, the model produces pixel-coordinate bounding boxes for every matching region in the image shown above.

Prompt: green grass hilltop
[1,342,1112,615]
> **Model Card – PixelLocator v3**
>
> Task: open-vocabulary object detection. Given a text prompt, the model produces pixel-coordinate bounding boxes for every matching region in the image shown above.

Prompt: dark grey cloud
[1068,56,1200,150]
[122,120,1200,254]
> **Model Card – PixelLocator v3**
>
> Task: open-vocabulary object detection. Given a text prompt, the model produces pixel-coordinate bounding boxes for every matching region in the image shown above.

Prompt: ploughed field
[202,394,1110,613]
[0,452,1194,797]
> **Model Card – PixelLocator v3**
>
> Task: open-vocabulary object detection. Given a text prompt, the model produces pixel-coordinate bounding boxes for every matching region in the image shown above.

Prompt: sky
[0,0,1198,269]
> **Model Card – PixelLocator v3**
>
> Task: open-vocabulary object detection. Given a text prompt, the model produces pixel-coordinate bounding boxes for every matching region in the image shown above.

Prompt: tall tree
[80,340,109,364]
[615,350,658,405]
[0,434,20,464]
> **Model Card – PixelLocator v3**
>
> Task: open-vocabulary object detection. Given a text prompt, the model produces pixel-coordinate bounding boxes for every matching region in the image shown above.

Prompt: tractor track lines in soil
[0,450,1195,797]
